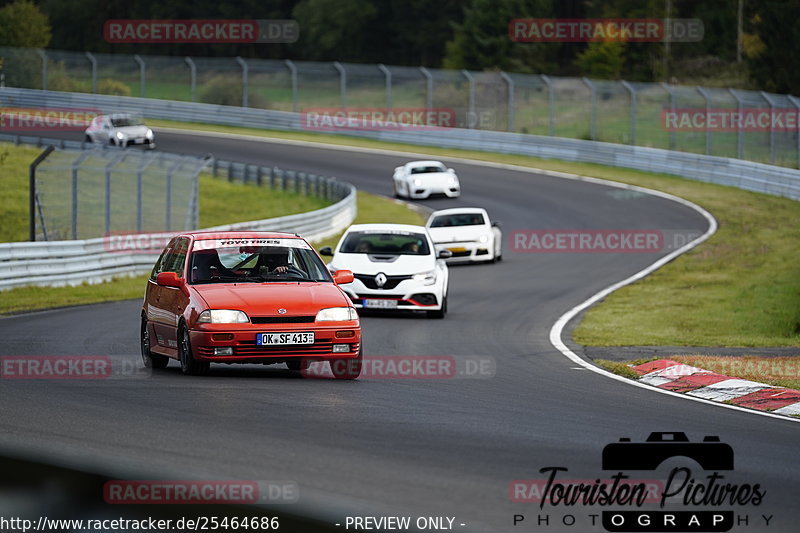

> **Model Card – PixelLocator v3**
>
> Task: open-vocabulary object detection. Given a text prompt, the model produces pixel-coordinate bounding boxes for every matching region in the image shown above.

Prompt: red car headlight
[197,310,250,324]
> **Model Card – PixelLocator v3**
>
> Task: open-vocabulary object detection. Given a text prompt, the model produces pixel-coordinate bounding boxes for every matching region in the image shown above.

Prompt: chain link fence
[31,146,207,241]
[2,46,799,168]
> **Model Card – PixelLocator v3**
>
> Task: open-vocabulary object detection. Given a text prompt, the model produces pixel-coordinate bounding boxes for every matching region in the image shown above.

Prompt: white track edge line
[164,124,799,423]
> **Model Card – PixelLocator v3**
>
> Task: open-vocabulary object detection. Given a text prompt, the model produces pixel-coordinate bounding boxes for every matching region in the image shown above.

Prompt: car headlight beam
[315,307,358,322]
[197,309,250,324]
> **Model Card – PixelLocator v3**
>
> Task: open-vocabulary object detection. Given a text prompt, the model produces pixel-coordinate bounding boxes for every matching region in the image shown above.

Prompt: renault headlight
[316,307,358,321]
[412,270,437,285]
[413,178,423,187]
[145,128,154,139]
[197,309,250,324]
[478,234,490,243]
[115,131,124,140]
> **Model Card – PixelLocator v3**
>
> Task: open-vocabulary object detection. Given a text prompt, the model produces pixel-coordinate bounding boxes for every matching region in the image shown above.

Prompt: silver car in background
[85,113,155,148]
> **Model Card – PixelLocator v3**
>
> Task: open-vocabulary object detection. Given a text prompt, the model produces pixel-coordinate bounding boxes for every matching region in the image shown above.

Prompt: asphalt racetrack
[1,130,797,532]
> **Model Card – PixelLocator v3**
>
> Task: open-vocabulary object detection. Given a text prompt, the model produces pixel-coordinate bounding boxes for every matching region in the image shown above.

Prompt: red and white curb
[631,360,800,416]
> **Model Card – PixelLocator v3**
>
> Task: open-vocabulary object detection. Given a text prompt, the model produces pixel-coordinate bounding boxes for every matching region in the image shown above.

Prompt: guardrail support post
[85,52,97,93]
[462,70,476,129]
[105,151,127,235]
[582,77,596,140]
[29,145,54,241]
[500,71,515,133]
[185,57,197,102]
[133,55,146,97]
[236,57,249,107]
[285,60,298,113]
[621,80,637,145]
[333,62,347,108]
[541,74,554,136]
[419,67,433,111]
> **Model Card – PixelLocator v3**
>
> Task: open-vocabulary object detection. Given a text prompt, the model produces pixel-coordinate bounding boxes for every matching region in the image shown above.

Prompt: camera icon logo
[602,432,734,471]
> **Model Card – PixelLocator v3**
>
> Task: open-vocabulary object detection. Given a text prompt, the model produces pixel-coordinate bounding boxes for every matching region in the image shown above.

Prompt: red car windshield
[189,239,332,284]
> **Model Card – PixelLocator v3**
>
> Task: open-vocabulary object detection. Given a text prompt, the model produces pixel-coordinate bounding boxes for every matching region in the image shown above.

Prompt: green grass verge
[197,173,329,229]
[0,274,149,315]
[595,356,800,391]
[149,119,800,347]
[0,191,423,316]
[0,144,43,242]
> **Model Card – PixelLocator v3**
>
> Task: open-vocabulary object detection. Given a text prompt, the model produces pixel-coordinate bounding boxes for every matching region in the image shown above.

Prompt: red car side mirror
[332,270,354,284]
[156,271,183,288]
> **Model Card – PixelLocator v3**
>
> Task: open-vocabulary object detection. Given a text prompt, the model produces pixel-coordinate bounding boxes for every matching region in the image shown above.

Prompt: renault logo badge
[278,308,287,314]
[375,273,387,288]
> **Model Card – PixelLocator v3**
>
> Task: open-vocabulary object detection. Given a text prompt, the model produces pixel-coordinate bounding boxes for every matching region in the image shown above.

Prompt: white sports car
[320,224,451,318]
[426,207,503,263]
[85,113,155,148]
[392,160,461,199]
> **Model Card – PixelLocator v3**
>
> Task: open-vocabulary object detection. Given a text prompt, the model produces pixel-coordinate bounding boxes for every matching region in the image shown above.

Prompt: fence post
[29,145,54,241]
[621,80,636,145]
[85,52,97,93]
[760,91,776,164]
[541,74,554,136]
[378,64,392,108]
[70,151,92,240]
[582,77,596,140]
[697,86,712,155]
[284,60,299,113]
[419,67,433,111]
[462,69,475,129]
[133,54,145,97]
[662,82,676,150]
[185,57,197,102]
[165,159,184,232]
[105,151,127,235]
[236,56,249,107]
[789,95,800,168]
[36,49,47,90]
[333,61,347,108]
[499,71,514,133]
[729,89,744,159]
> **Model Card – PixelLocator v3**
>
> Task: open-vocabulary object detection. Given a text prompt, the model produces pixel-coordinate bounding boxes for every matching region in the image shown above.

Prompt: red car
[140,231,361,378]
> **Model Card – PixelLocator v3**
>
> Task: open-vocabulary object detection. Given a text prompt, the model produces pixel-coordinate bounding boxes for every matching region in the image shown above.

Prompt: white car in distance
[85,113,155,148]
[320,224,451,318]
[426,207,503,263]
[392,160,461,199]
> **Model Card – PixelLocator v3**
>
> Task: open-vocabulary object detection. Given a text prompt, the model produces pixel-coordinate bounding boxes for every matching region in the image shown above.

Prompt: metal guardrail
[0,134,356,290]
[1,87,797,201]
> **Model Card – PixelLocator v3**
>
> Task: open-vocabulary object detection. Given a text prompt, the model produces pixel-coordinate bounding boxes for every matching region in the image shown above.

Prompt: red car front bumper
[189,323,361,364]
